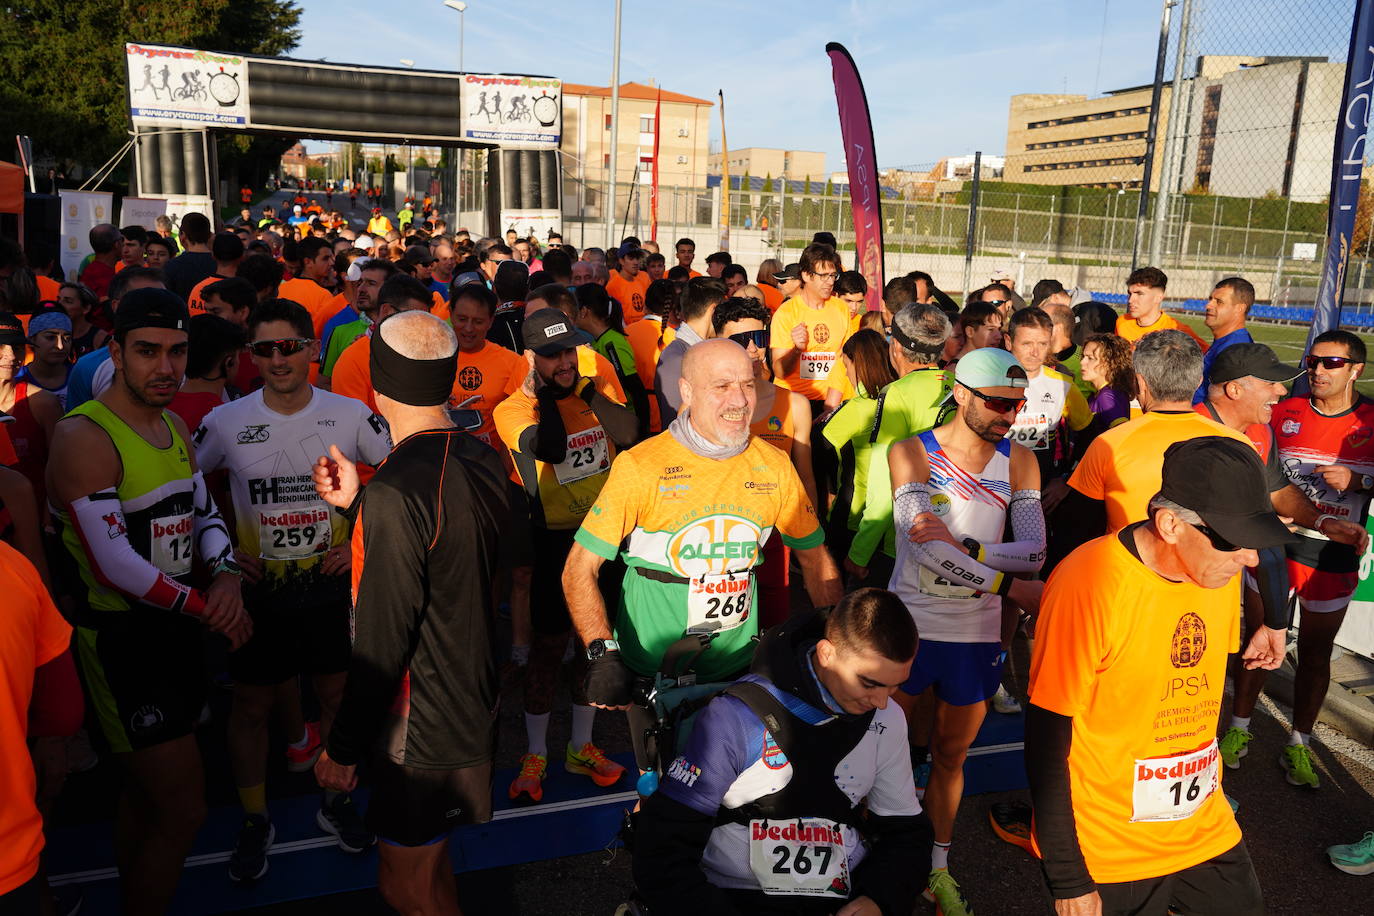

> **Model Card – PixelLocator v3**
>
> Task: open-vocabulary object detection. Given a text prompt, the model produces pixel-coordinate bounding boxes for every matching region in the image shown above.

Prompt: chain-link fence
[557,0,1373,322]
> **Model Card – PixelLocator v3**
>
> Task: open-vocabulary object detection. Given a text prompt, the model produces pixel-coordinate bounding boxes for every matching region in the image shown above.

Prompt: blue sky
[290,0,1354,172]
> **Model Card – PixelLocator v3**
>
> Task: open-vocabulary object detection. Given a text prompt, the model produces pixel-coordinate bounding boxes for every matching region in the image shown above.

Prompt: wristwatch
[1361,474,1373,494]
[586,638,620,660]
[213,555,244,578]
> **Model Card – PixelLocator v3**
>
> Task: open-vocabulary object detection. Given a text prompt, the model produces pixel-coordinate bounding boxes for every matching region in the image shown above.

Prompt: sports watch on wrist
[586,638,620,660]
[213,555,244,578]
[1361,474,1373,494]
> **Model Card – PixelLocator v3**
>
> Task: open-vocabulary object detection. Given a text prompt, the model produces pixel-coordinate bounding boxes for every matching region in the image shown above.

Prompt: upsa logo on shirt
[666,513,762,579]
[1170,612,1207,668]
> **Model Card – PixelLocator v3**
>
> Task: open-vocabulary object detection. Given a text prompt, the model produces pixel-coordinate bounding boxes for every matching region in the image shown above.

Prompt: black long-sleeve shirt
[327,428,511,769]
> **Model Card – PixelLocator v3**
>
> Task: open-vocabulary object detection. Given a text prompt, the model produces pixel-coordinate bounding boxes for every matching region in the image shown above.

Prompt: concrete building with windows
[561,81,713,216]
[712,148,826,183]
[1004,55,1341,199]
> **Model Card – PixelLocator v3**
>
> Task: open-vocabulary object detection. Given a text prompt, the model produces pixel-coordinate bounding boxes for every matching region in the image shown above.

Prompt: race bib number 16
[1130,740,1220,823]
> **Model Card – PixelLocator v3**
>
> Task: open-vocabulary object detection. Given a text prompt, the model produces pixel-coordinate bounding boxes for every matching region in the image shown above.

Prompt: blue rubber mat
[47,716,1026,913]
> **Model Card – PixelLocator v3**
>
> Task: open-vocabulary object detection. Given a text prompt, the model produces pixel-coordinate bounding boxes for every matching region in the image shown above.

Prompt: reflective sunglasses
[728,329,769,351]
[1191,523,1241,552]
[958,381,1025,415]
[249,337,312,358]
[1304,354,1358,371]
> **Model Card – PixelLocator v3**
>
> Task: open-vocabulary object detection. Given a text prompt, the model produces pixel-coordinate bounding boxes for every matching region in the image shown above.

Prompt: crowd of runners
[1,192,1373,916]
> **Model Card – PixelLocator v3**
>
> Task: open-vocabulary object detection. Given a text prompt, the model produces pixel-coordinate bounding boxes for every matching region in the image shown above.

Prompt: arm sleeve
[1025,704,1095,899]
[191,471,233,569]
[973,490,1047,573]
[66,490,207,616]
[582,380,640,449]
[1250,544,1293,630]
[532,389,570,462]
[893,482,1011,595]
[326,481,430,767]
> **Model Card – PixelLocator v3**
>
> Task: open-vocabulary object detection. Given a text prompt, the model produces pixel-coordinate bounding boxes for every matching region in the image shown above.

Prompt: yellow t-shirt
[770,295,852,401]
[1067,412,1252,532]
[574,431,822,680]
[1029,530,1241,884]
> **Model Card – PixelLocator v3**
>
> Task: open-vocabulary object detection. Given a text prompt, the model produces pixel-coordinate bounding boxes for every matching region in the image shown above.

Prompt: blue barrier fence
[1090,292,1374,330]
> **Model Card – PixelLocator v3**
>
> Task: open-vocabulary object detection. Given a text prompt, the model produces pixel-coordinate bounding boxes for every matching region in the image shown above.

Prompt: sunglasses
[1304,355,1358,370]
[249,338,312,358]
[958,381,1026,415]
[983,299,1009,307]
[1191,523,1241,552]
[729,329,769,351]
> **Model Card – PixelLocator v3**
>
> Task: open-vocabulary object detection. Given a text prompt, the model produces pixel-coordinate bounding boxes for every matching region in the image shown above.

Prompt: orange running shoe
[285,721,323,773]
[509,752,547,802]
[565,742,626,788]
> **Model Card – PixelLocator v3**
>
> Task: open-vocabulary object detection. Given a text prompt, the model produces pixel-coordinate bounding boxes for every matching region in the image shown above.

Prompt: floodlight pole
[605,0,623,249]
[1147,0,1193,270]
[1133,0,1175,271]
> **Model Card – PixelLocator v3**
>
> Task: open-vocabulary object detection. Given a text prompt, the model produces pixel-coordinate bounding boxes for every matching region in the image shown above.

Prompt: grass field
[1170,313,1374,400]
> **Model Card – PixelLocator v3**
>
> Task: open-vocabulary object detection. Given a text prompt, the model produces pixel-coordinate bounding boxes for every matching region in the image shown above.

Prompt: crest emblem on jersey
[130,705,164,733]
[767,416,782,432]
[1170,613,1207,668]
[762,733,788,769]
[929,492,951,516]
[1349,426,1372,449]
[458,366,483,391]
[813,323,831,344]
[1281,419,1301,436]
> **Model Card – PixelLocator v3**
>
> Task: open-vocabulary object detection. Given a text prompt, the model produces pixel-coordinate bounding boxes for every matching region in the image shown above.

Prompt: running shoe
[285,721,323,773]
[509,752,548,802]
[1327,831,1374,876]
[1279,743,1320,788]
[1218,726,1253,770]
[923,868,973,916]
[991,685,1022,715]
[316,792,375,853]
[228,813,274,883]
[988,801,1036,855]
[914,760,932,799]
[566,742,627,788]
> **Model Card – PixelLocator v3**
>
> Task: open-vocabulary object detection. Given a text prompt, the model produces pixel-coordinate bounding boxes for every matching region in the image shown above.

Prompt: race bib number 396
[799,351,837,381]
[748,818,851,898]
[1130,740,1220,823]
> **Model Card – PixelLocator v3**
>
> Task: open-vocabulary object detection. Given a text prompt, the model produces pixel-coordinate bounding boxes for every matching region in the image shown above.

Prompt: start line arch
[125,42,561,236]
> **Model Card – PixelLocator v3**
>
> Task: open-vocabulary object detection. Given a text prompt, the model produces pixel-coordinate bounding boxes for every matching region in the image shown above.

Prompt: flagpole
[604,0,623,249]
[718,89,730,252]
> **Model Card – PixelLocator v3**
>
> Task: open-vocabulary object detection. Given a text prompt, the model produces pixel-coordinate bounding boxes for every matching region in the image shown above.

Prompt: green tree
[412,156,430,170]
[1,1,302,170]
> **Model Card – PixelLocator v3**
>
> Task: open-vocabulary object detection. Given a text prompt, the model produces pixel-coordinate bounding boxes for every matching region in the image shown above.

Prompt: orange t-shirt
[606,271,651,326]
[0,541,73,895]
[1115,312,1208,352]
[430,291,450,323]
[34,276,60,305]
[1067,411,1252,532]
[751,384,801,454]
[626,317,670,433]
[1029,530,1241,884]
[759,282,784,314]
[451,341,525,450]
[330,335,377,413]
[769,295,852,402]
[279,277,338,335]
[579,346,626,403]
[186,273,231,315]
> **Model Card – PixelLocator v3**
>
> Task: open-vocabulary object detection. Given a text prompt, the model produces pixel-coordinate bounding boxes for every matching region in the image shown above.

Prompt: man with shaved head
[564,335,844,772]
[313,309,513,916]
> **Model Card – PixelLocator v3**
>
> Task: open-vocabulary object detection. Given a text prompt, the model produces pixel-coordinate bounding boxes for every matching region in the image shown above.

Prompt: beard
[964,408,1011,443]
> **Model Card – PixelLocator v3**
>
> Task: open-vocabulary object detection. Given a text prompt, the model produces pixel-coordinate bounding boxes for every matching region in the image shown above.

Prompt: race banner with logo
[460,75,562,149]
[499,209,561,243]
[58,190,113,280]
[125,43,250,127]
[827,42,884,312]
[1306,0,1374,345]
[119,197,168,229]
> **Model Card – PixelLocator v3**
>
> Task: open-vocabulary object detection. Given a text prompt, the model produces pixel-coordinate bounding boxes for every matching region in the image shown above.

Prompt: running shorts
[368,758,494,846]
[75,613,207,754]
[1287,559,1357,614]
[903,639,1004,706]
[228,599,352,685]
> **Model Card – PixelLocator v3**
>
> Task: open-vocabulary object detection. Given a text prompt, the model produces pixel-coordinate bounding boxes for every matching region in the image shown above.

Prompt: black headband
[370,320,457,407]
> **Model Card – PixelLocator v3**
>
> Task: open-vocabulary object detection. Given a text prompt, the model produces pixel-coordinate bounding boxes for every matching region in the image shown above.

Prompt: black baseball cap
[522,307,591,356]
[114,287,190,335]
[403,246,436,266]
[1210,343,1302,386]
[1159,437,1296,549]
[0,312,25,350]
[774,262,802,281]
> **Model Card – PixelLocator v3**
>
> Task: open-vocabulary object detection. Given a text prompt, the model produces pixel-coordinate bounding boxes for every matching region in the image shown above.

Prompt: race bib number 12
[150,513,194,577]
[748,818,851,898]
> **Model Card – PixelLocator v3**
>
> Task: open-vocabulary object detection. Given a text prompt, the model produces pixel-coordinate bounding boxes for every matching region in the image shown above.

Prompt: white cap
[355,234,374,250]
[990,266,1012,281]
[293,205,302,213]
[345,258,375,282]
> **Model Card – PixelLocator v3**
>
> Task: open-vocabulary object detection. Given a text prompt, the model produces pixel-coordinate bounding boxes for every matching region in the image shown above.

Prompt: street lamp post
[444,0,467,226]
